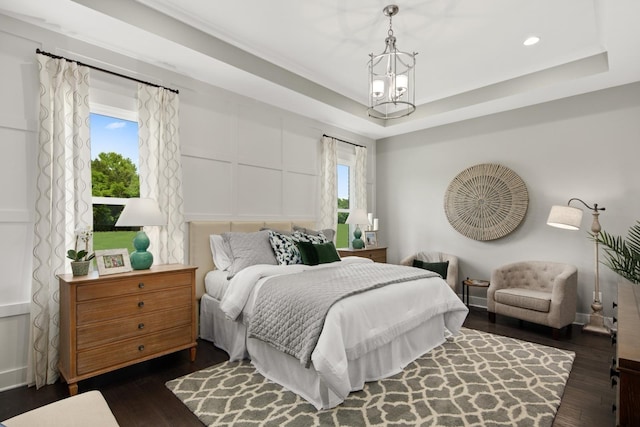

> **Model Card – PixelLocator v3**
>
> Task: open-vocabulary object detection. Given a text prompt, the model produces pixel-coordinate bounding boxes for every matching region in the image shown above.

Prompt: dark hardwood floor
[0,307,616,426]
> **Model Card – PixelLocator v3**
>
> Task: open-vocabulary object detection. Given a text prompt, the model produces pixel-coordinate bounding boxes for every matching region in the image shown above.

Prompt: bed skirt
[200,293,248,361]
[248,313,449,410]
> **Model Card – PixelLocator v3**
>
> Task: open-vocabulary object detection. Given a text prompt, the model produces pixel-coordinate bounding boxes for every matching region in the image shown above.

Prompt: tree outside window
[90,112,140,251]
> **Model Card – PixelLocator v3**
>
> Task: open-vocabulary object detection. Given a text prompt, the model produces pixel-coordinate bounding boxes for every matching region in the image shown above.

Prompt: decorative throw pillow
[292,230,328,244]
[295,241,341,266]
[314,241,341,264]
[293,225,336,243]
[209,234,232,271]
[222,230,277,278]
[295,240,318,266]
[268,230,302,265]
[412,259,449,279]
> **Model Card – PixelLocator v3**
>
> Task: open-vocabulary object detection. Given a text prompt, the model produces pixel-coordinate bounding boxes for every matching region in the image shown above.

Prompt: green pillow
[295,241,318,266]
[412,259,449,279]
[314,241,341,264]
[295,241,341,266]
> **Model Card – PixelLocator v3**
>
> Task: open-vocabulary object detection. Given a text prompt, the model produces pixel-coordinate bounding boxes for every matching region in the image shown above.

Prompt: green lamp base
[130,230,154,270]
[352,226,365,249]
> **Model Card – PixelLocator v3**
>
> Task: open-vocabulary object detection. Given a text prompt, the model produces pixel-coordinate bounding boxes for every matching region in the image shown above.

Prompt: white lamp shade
[345,208,370,226]
[371,79,385,98]
[547,205,583,230]
[115,198,166,227]
[395,74,408,96]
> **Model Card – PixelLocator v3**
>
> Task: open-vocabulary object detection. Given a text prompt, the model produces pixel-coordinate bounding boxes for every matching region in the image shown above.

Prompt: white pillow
[209,234,232,271]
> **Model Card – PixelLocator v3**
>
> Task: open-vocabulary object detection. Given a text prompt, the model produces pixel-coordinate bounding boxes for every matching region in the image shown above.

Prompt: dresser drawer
[369,252,387,263]
[76,307,192,350]
[77,271,192,301]
[77,287,192,324]
[77,325,192,375]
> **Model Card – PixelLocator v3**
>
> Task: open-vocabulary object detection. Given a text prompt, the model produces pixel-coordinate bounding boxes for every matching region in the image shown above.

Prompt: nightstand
[337,247,387,263]
[57,264,197,396]
[462,277,490,307]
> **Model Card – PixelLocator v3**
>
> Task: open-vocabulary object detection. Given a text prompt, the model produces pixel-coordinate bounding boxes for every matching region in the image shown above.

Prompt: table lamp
[346,208,370,249]
[547,197,609,335]
[115,198,166,270]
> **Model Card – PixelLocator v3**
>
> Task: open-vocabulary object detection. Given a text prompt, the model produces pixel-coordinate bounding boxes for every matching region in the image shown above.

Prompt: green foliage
[594,221,640,284]
[337,198,349,225]
[338,197,349,210]
[93,231,138,251]
[91,152,139,230]
[336,223,349,249]
[67,249,95,262]
[92,152,140,198]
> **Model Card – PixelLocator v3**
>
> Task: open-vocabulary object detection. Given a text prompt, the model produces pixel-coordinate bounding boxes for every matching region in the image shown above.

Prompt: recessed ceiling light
[523,36,541,46]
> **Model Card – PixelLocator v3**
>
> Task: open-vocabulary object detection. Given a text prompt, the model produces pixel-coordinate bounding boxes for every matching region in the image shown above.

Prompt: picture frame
[95,248,132,275]
[364,231,378,248]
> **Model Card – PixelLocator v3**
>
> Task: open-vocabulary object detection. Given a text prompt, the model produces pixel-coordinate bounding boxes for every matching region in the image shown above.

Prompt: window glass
[336,163,350,248]
[90,112,140,251]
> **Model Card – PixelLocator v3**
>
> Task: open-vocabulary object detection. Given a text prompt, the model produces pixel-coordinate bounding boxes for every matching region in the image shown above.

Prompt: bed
[189,221,469,410]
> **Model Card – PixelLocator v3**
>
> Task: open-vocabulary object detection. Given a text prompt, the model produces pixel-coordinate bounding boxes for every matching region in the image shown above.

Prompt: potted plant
[67,226,95,276]
[594,221,640,284]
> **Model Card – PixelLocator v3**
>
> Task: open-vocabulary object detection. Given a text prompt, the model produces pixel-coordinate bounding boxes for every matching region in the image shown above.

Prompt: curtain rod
[322,134,365,148]
[36,48,179,95]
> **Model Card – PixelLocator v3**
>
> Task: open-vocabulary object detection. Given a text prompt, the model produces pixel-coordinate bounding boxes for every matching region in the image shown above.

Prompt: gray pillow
[222,230,277,278]
[293,225,336,243]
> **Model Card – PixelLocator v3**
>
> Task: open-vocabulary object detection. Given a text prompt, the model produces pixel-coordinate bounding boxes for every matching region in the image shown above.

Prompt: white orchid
[68,225,95,262]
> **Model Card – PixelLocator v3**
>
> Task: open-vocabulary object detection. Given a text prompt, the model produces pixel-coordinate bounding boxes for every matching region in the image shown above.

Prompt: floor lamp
[547,198,609,335]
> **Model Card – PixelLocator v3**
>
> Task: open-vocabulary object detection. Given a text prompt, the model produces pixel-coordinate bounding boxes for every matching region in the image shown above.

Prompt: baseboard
[0,366,27,392]
[465,295,615,330]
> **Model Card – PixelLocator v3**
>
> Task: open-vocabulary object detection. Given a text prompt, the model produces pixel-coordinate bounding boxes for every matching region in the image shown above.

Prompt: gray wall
[377,83,640,321]
[0,14,375,391]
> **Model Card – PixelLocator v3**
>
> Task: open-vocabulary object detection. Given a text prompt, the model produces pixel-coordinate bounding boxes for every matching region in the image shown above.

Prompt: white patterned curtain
[354,145,368,211]
[137,84,184,264]
[319,136,337,230]
[30,55,92,388]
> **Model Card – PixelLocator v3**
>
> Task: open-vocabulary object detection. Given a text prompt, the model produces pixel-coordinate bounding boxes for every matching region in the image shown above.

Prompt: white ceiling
[1,0,640,139]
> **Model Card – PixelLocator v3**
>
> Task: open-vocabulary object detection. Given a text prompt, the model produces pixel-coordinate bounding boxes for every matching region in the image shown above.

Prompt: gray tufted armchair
[488,261,578,339]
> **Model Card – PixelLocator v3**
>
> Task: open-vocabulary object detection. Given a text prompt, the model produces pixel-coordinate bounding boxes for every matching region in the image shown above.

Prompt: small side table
[462,277,490,307]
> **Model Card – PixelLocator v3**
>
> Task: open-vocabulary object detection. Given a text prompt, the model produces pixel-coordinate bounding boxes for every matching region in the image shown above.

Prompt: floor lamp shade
[346,208,370,249]
[547,205,583,230]
[115,198,166,270]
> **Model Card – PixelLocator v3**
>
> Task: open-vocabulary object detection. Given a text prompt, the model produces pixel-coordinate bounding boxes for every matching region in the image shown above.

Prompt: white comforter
[219,257,469,408]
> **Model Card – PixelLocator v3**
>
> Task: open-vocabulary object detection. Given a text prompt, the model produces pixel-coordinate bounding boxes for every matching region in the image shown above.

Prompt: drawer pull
[138,301,145,308]
[138,345,145,352]
[138,282,145,289]
[138,323,145,329]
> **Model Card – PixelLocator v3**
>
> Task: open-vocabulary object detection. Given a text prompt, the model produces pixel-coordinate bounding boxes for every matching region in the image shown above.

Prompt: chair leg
[488,312,496,323]
[566,324,573,339]
[552,328,561,340]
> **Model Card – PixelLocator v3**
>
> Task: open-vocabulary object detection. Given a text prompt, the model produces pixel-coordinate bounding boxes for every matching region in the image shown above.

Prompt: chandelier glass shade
[368,5,417,120]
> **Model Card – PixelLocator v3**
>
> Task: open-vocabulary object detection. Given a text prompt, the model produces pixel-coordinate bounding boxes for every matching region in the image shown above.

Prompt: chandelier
[368,5,417,120]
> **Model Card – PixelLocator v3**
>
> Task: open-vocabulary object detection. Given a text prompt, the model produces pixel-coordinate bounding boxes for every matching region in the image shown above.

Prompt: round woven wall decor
[444,163,529,241]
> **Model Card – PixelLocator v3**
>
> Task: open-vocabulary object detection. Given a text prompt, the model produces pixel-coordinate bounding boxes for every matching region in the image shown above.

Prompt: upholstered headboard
[188,220,317,299]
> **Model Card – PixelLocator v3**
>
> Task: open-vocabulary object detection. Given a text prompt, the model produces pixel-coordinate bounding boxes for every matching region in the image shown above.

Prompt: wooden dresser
[337,247,387,263]
[58,264,197,395]
[614,280,640,426]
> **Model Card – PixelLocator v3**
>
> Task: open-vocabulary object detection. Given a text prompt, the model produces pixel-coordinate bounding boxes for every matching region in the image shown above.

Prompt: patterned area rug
[166,328,575,426]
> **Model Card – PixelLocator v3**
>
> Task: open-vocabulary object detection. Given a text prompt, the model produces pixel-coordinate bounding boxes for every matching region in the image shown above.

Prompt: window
[336,145,356,248]
[336,163,350,248]
[90,107,140,251]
